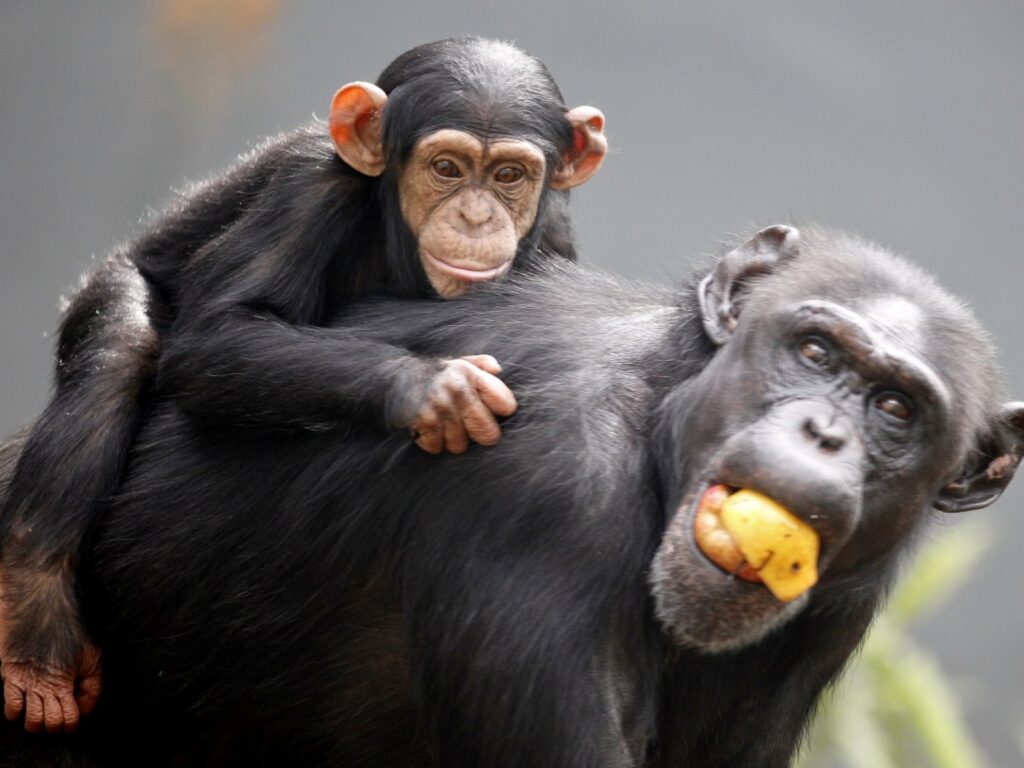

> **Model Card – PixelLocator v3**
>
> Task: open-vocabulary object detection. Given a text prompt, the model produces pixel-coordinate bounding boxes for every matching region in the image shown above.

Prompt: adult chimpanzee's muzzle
[712,398,865,565]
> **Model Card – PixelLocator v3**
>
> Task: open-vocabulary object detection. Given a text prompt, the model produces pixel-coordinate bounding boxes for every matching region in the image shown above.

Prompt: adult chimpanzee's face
[706,295,960,549]
[650,226,1024,653]
[398,130,547,298]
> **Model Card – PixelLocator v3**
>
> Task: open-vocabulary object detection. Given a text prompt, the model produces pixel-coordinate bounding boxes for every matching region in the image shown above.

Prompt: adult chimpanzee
[4,225,1020,767]
[0,37,607,734]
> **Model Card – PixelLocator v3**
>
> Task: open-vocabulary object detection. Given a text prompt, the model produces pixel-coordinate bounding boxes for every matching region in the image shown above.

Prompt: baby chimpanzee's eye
[494,166,524,184]
[432,159,462,179]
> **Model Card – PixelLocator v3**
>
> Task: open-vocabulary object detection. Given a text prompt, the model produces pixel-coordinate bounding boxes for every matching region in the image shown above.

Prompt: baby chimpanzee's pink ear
[329,82,388,177]
[550,107,607,190]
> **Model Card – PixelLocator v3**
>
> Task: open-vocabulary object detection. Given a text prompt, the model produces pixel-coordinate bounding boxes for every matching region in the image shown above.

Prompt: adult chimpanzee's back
[8,226,1024,767]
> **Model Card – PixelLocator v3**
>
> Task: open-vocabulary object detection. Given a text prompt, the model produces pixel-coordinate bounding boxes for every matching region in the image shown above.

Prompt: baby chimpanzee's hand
[407,355,517,454]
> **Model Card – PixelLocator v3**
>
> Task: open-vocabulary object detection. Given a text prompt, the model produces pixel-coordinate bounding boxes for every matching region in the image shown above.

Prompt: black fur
[3,227,1014,766]
[0,37,581,680]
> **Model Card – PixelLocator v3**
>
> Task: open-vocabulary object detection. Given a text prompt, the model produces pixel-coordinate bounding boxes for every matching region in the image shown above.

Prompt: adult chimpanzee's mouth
[423,251,511,283]
[691,483,820,603]
[692,484,762,583]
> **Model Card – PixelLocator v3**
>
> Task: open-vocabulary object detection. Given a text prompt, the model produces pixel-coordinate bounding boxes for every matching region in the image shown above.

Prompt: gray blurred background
[1,2,1022,763]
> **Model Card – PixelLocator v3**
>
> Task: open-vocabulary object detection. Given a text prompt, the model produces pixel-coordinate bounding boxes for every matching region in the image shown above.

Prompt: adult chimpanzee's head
[651,225,1024,652]
[328,38,606,298]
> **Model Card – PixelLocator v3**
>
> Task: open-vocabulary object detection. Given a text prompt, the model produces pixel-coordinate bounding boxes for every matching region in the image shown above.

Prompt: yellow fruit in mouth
[719,489,819,602]
[693,485,762,582]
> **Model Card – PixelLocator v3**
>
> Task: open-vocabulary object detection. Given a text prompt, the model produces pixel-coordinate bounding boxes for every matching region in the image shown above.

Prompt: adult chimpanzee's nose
[801,408,851,453]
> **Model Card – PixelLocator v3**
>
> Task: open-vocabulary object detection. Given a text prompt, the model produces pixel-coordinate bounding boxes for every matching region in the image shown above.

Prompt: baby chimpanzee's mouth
[423,251,511,282]
[692,484,820,602]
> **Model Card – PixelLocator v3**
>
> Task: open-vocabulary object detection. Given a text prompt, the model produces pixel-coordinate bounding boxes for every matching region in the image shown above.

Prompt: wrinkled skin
[400,131,548,298]
[401,355,518,455]
[1,650,101,734]
[0,562,104,734]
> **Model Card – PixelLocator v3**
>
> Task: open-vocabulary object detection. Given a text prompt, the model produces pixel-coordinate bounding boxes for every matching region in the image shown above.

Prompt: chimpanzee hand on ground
[408,355,518,455]
[2,642,101,734]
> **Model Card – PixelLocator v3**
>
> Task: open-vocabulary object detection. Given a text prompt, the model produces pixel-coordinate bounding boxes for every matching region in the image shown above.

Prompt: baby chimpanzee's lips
[423,251,510,282]
[692,484,820,602]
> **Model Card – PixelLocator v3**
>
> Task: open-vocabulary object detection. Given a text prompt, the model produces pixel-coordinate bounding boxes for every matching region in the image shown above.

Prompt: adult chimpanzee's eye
[874,391,914,422]
[494,166,524,184]
[432,159,462,179]
[798,337,831,368]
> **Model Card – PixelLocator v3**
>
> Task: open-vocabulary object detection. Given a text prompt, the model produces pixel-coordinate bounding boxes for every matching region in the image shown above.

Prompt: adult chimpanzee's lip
[423,251,510,283]
[691,483,764,584]
[690,482,822,603]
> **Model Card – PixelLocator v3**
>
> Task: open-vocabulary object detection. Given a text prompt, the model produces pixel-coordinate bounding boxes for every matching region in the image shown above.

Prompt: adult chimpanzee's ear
[934,402,1024,512]
[698,225,801,345]
[329,82,388,177]
[550,107,607,190]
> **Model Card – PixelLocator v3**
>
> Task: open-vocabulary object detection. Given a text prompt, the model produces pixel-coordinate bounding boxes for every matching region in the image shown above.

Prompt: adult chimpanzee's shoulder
[343,261,685,487]
[342,260,681,373]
